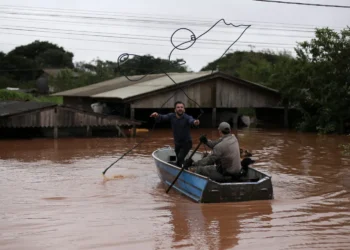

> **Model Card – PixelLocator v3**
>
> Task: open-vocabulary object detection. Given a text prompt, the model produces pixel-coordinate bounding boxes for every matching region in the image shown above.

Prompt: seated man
[190,122,241,182]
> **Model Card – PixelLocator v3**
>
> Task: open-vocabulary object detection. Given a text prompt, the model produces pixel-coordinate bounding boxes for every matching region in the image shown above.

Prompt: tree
[0,40,74,82]
[115,54,188,76]
[200,50,294,84]
[280,27,350,133]
[200,27,350,134]
[7,40,74,68]
[36,49,74,68]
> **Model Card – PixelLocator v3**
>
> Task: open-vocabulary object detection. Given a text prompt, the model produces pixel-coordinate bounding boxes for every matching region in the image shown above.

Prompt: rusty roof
[52,71,279,100]
[51,73,166,97]
[92,71,213,99]
[0,101,57,117]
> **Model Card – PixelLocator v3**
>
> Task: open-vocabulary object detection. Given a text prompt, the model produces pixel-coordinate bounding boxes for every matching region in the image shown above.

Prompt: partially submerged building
[0,101,141,139]
[52,71,290,134]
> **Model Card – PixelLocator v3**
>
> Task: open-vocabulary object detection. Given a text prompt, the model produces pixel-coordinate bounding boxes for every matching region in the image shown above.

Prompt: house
[52,71,289,133]
[36,68,80,94]
[0,101,141,139]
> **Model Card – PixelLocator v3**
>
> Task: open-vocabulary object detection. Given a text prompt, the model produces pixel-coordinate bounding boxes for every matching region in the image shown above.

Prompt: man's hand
[193,119,200,126]
[199,135,208,144]
[184,158,194,168]
[150,112,159,118]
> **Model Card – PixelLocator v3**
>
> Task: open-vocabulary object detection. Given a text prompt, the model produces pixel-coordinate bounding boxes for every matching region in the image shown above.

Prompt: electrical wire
[0,4,345,29]
[102,18,251,175]
[253,0,350,8]
[0,25,300,45]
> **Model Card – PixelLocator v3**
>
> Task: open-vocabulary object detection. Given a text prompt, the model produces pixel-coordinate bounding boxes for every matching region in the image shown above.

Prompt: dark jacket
[156,113,196,145]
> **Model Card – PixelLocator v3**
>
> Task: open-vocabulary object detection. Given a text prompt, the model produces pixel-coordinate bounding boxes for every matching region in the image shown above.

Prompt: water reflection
[167,200,273,250]
[0,136,168,163]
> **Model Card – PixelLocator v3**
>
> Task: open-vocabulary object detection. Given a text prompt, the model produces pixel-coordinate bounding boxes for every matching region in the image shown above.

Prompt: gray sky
[0,0,349,71]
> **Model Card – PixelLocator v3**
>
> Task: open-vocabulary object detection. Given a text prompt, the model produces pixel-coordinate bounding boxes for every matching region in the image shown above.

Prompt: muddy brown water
[1,128,350,250]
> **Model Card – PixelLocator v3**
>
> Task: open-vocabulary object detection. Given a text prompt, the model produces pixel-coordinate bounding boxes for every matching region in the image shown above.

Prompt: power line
[0,4,343,29]
[253,0,350,8]
[0,17,319,41]
[0,31,296,50]
[2,42,288,58]
[0,16,326,35]
[0,26,298,48]
[0,8,303,73]
[0,8,344,44]
[0,25,300,46]
[0,10,246,26]
[0,16,326,34]
[0,10,341,33]
[0,14,328,36]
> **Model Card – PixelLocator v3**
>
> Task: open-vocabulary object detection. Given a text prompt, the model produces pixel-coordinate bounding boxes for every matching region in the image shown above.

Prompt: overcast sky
[0,0,349,71]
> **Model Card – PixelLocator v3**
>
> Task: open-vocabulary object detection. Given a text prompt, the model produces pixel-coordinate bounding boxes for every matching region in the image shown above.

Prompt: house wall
[129,78,281,109]
[63,96,94,111]
[216,78,281,108]
[0,106,140,128]
[59,76,284,129]
[130,78,217,109]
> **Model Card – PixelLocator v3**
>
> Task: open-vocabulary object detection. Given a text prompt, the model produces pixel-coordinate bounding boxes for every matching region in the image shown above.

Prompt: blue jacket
[156,113,196,145]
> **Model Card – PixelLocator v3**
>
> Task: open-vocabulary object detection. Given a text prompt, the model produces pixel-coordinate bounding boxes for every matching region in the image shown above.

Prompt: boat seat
[220,158,258,183]
[222,173,260,183]
[222,175,242,182]
[221,168,257,182]
[222,175,259,183]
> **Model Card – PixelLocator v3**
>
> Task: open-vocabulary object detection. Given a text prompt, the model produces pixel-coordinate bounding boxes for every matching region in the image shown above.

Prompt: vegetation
[202,27,350,134]
[274,27,350,134]
[0,26,349,134]
[0,89,62,104]
[201,49,294,86]
[0,40,188,92]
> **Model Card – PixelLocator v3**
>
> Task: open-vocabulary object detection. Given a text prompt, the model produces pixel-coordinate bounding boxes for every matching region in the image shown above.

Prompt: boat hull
[152,147,273,203]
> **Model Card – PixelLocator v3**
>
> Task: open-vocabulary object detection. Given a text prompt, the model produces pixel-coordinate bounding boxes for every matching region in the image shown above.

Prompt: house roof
[52,71,279,101]
[52,72,164,97]
[0,101,57,117]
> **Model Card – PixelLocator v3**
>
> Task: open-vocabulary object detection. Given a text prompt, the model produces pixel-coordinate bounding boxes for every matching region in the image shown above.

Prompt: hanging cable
[102,18,251,176]
[253,0,350,9]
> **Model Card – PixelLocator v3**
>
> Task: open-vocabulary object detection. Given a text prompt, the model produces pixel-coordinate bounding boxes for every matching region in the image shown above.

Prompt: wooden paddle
[166,141,203,194]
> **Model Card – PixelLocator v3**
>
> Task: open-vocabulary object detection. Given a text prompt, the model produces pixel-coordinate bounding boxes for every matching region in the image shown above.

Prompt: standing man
[150,101,200,167]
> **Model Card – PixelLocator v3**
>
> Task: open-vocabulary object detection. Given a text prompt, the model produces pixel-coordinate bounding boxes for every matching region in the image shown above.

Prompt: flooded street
[1,128,350,250]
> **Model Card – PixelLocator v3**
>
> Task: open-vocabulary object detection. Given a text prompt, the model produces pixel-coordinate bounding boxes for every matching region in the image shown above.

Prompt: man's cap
[218,122,231,132]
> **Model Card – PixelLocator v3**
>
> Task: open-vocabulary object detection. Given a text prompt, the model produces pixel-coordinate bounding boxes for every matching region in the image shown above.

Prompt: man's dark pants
[175,140,192,167]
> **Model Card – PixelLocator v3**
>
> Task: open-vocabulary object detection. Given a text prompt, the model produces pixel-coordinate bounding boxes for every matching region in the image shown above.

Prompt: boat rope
[102,19,251,176]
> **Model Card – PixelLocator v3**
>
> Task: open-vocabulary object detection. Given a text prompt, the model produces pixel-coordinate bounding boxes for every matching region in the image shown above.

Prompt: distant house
[0,100,141,139]
[51,71,290,130]
[36,68,80,94]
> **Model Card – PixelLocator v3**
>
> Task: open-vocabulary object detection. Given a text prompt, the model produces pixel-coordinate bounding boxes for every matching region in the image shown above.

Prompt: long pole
[166,141,202,193]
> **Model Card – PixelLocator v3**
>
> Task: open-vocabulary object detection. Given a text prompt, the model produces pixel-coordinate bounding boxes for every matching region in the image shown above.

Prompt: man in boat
[189,122,241,182]
[150,101,200,168]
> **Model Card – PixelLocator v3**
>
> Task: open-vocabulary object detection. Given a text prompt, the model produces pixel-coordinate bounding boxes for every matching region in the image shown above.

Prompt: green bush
[0,89,62,104]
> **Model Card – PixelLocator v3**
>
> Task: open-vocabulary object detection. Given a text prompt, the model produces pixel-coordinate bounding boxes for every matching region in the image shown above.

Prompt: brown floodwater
[1,128,350,250]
